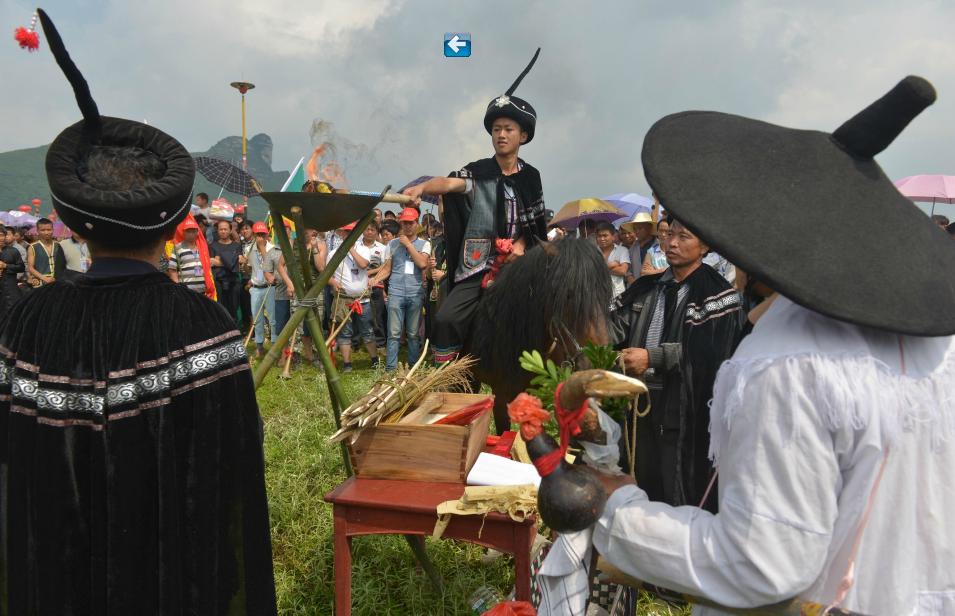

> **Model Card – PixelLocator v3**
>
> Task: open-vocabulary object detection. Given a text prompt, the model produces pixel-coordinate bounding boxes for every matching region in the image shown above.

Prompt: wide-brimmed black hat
[38,9,194,247]
[643,76,955,336]
[484,48,540,143]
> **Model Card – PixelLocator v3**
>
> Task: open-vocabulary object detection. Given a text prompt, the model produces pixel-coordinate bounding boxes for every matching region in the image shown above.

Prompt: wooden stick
[244,285,273,348]
[380,192,414,204]
[280,328,299,379]
[332,189,414,205]
[325,290,370,350]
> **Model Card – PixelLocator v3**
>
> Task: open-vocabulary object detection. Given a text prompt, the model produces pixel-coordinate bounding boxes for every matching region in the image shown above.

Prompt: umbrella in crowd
[551,197,626,228]
[895,175,955,215]
[602,192,653,218]
[1,210,39,227]
[208,197,236,221]
[399,175,440,205]
[51,220,70,239]
[194,156,263,198]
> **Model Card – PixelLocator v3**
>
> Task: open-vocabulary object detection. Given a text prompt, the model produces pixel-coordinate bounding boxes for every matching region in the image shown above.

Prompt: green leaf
[545,359,559,381]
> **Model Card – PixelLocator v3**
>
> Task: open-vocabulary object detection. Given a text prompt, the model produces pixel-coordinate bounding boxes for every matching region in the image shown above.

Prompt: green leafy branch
[519,350,572,412]
[582,342,630,423]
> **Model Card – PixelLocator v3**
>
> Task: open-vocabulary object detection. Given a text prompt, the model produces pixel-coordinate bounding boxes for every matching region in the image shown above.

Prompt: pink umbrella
[894,175,955,215]
[52,221,71,239]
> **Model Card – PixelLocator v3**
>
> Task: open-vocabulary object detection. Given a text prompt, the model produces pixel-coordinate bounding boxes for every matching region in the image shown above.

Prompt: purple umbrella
[399,176,440,206]
[4,210,38,227]
[603,192,653,219]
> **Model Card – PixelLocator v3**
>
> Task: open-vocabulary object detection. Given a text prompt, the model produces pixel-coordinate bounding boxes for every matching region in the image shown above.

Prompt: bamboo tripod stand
[251,188,446,592]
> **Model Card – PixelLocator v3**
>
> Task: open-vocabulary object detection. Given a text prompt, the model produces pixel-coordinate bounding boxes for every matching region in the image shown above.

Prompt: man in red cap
[248,221,282,357]
[167,218,207,294]
[328,221,379,371]
[371,207,431,371]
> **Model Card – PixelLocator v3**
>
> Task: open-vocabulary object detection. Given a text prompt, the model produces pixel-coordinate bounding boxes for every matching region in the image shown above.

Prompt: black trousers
[215,276,241,326]
[370,286,387,346]
[239,279,252,331]
[432,274,484,359]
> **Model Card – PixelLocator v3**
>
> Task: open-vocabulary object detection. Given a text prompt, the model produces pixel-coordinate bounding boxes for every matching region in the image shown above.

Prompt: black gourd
[525,431,607,533]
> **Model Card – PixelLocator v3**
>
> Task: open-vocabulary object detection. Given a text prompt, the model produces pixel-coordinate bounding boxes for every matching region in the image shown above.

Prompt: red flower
[507,393,551,440]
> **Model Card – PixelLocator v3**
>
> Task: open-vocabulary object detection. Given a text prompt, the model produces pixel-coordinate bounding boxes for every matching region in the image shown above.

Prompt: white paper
[404,259,415,275]
[466,452,541,488]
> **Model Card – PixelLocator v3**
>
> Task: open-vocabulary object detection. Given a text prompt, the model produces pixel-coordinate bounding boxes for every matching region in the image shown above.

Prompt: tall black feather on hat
[37,9,194,247]
[484,48,540,143]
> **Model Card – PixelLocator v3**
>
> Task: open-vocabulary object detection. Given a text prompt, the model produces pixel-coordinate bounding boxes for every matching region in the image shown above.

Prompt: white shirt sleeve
[592,363,842,608]
[354,243,372,269]
[616,245,631,265]
[420,240,432,256]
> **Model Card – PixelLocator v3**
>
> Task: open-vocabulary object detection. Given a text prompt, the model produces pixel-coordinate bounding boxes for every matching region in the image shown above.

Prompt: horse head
[469,238,613,431]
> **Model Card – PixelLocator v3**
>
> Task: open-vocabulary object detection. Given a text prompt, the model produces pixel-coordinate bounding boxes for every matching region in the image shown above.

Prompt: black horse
[468,238,614,432]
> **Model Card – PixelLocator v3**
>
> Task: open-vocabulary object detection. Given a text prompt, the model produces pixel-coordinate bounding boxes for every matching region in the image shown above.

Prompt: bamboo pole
[337,190,414,205]
[289,206,314,290]
[256,204,377,474]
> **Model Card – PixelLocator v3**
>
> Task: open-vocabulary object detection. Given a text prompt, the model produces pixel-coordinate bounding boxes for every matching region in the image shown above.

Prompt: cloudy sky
[3,0,955,217]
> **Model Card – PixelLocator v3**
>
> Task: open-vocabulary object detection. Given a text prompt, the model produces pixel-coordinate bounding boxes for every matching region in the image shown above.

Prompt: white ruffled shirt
[541,296,955,615]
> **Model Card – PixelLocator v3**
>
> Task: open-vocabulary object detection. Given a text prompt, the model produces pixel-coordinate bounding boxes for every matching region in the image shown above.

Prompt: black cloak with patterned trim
[0,269,277,615]
[609,264,744,511]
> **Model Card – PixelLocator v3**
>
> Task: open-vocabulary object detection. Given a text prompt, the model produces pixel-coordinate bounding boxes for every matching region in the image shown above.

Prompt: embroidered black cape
[0,270,276,615]
[610,264,744,511]
[443,157,547,289]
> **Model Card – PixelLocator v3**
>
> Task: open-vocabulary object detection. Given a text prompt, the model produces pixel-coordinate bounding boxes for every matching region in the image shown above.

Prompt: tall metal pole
[241,92,247,170]
[230,81,255,172]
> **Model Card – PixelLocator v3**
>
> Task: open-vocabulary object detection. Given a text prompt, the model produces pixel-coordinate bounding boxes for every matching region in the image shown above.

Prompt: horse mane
[470,238,613,384]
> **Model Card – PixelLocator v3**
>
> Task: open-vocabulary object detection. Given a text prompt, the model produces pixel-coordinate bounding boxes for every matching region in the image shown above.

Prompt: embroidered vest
[455,178,501,282]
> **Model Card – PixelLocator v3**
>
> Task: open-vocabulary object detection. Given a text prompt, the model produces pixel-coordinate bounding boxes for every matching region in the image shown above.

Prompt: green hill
[0,133,291,223]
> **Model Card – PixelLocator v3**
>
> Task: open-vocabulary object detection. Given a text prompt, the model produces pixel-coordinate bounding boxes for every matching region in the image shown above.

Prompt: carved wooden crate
[347,392,493,483]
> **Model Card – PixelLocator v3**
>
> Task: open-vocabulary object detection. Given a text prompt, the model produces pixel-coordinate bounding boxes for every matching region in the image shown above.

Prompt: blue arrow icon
[444,32,471,57]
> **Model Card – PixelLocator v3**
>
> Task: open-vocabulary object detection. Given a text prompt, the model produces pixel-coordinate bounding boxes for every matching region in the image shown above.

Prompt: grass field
[256,352,688,615]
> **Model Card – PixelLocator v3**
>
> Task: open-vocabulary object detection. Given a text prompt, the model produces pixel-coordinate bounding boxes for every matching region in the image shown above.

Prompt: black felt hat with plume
[484,48,541,143]
[37,8,194,246]
[642,76,955,336]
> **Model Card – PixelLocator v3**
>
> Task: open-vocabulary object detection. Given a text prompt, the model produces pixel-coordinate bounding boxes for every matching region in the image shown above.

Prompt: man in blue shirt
[371,208,431,371]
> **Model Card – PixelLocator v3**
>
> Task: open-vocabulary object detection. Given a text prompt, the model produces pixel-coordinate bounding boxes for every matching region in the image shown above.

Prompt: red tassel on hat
[14,13,39,51]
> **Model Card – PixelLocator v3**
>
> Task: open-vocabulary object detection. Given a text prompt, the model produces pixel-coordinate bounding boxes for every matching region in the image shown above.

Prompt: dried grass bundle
[328,342,476,444]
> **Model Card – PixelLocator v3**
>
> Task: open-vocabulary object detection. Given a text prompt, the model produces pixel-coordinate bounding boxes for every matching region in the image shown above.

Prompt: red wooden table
[324,477,538,615]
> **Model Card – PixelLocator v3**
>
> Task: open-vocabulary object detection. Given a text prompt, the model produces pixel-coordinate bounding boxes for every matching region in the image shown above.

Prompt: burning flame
[305,143,348,191]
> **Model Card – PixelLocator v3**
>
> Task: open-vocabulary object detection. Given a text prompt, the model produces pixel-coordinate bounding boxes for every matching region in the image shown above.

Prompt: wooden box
[347,392,493,483]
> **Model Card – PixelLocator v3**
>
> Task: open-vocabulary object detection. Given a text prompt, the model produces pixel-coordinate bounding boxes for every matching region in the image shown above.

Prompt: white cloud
[2,0,953,208]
